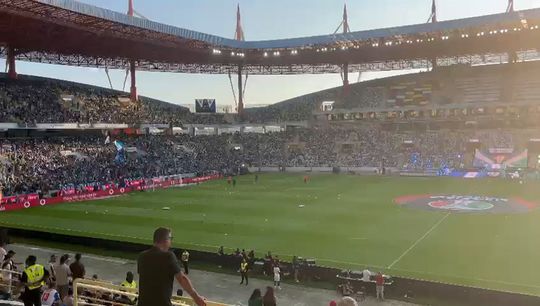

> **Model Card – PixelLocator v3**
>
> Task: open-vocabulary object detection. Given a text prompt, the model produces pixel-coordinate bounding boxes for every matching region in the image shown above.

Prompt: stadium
[1,0,540,305]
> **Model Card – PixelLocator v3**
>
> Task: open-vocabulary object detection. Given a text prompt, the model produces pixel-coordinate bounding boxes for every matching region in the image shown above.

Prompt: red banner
[0,174,221,212]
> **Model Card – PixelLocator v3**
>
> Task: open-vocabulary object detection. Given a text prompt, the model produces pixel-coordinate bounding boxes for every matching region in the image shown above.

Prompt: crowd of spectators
[6,62,540,126]
[0,74,231,126]
[0,126,527,197]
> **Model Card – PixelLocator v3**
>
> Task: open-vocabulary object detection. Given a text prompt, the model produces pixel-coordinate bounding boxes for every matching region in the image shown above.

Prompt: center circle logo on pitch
[395,195,536,214]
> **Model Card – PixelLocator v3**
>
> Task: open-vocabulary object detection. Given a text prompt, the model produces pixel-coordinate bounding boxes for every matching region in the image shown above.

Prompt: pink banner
[0,174,221,212]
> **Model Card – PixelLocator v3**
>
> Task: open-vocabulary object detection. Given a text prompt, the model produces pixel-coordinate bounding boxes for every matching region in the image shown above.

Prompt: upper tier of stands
[0,73,231,125]
[3,62,540,125]
[246,61,540,122]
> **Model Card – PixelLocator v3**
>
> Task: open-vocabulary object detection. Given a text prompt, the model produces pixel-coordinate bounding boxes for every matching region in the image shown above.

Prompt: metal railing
[0,268,22,296]
[73,278,228,306]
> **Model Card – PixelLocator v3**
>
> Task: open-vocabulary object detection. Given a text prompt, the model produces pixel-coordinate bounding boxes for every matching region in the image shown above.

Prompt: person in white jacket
[273,265,281,289]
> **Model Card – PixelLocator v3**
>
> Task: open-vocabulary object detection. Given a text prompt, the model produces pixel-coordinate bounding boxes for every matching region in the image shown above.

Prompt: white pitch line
[387,212,451,269]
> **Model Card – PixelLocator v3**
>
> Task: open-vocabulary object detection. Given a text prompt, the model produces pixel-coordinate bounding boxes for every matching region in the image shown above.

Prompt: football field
[1,173,540,295]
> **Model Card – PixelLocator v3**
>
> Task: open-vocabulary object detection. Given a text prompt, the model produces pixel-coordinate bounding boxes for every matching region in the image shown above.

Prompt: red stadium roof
[2,0,540,74]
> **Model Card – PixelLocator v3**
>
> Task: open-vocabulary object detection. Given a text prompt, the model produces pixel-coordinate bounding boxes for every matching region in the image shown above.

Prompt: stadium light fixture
[231,51,235,56]
[290,50,298,55]
[212,49,222,55]
[263,52,268,57]
[273,51,280,56]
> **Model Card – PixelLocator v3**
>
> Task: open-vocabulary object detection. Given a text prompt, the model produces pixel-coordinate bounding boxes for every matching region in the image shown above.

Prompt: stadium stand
[0,74,231,126]
[0,61,539,200]
[0,126,535,198]
[3,62,540,125]
[244,62,540,123]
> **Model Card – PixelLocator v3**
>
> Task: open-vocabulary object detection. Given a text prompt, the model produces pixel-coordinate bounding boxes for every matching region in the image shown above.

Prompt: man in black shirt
[137,227,206,306]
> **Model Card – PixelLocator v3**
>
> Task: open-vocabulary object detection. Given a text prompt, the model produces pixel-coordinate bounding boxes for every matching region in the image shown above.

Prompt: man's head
[153,227,173,250]
[126,271,134,283]
[60,254,69,264]
[49,254,57,263]
[26,255,37,267]
[5,250,15,259]
[75,253,82,262]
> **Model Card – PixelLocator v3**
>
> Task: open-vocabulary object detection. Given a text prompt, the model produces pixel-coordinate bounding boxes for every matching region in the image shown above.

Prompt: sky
[2,0,540,108]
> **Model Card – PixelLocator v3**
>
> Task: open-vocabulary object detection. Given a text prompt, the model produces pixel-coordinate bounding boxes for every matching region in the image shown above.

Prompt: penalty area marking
[387,212,451,269]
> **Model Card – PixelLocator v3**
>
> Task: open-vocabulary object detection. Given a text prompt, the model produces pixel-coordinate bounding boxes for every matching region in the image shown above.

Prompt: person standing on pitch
[240,258,249,286]
[273,264,281,290]
[137,227,206,306]
[181,250,190,275]
[375,271,385,301]
[21,255,50,306]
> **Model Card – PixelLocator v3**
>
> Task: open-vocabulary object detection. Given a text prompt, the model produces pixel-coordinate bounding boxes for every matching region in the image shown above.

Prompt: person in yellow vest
[118,271,137,305]
[181,250,190,275]
[21,255,50,306]
[240,258,249,286]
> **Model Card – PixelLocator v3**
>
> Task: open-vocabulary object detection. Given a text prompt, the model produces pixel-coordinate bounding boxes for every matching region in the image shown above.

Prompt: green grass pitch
[1,173,540,295]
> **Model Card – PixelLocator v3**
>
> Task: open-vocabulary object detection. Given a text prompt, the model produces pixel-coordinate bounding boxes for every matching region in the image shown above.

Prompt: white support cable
[506,0,514,13]
[333,20,344,35]
[122,68,129,92]
[104,67,114,90]
[132,9,148,20]
[242,71,249,98]
[227,72,238,107]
